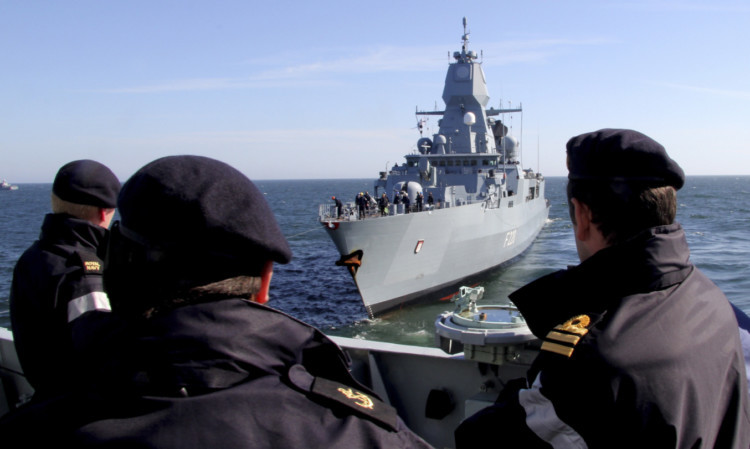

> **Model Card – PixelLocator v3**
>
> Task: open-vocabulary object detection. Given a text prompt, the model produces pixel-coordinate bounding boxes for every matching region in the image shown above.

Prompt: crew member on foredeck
[9,160,120,400]
[455,129,750,448]
[331,195,342,218]
[0,155,432,449]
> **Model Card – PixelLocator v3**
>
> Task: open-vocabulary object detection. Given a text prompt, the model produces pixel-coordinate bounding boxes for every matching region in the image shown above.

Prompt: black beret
[117,155,292,269]
[53,160,121,208]
[566,129,685,190]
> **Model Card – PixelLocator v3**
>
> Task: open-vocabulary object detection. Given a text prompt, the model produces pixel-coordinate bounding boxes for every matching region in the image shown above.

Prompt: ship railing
[319,204,338,221]
[320,200,479,221]
[318,203,358,221]
[319,203,386,221]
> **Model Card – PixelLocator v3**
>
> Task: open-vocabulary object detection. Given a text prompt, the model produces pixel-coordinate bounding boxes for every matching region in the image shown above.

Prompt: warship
[319,18,550,318]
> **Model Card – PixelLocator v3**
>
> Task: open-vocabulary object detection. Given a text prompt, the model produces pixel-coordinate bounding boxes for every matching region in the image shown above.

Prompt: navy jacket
[9,213,114,399]
[456,224,750,448]
[0,299,432,448]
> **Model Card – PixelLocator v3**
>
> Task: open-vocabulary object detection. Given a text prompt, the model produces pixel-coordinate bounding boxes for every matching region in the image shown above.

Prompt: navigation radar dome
[433,134,447,155]
[502,135,519,160]
[463,112,476,126]
[394,181,423,203]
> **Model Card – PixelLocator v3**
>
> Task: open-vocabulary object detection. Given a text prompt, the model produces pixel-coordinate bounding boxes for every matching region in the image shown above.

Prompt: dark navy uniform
[9,213,115,398]
[0,299,432,448]
[456,224,750,448]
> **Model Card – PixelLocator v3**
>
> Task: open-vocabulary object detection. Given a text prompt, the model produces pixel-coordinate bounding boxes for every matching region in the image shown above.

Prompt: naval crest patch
[310,376,398,430]
[84,260,102,272]
[337,387,374,409]
[71,250,104,276]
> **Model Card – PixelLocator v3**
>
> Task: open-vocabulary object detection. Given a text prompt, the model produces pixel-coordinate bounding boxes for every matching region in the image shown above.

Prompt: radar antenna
[413,117,428,136]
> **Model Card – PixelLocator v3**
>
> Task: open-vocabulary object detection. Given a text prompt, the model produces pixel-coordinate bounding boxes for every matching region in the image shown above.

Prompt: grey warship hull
[319,19,549,317]
[322,184,548,317]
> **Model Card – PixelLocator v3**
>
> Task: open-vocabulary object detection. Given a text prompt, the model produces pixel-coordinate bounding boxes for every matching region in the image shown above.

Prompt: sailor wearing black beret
[9,159,120,399]
[566,128,685,189]
[105,155,292,314]
[457,128,750,448]
[34,155,433,449]
[52,159,121,208]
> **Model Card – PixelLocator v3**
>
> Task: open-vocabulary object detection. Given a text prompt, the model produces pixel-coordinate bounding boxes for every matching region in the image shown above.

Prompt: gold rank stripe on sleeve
[546,331,581,345]
[541,341,575,358]
[541,314,592,358]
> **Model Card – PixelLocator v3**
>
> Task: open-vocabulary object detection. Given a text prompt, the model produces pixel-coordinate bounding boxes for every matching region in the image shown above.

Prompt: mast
[415,18,521,156]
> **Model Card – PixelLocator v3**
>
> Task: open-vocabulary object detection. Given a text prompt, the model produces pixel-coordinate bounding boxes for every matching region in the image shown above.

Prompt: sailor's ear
[254,261,274,304]
[571,198,592,241]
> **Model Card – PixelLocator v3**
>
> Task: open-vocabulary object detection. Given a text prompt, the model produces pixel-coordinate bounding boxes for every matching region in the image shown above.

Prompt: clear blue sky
[2,1,749,182]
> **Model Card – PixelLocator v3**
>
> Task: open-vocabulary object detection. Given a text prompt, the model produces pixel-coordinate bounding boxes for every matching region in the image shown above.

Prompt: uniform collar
[510,223,692,338]
[39,213,108,253]
[117,299,348,396]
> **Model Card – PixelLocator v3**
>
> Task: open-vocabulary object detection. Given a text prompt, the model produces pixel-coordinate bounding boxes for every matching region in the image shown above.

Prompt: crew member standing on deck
[364,191,373,214]
[455,129,750,448]
[357,192,366,219]
[379,193,389,216]
[331,195,342,218]
[0,155,432,449]
[9,160,121,400]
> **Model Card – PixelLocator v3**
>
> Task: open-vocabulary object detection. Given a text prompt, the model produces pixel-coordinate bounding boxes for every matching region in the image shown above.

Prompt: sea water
[1,176,749,347]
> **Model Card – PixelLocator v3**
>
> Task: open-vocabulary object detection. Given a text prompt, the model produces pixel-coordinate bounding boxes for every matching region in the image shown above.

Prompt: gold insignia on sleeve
[541,314,592,358]
[337,387,374,410]
[84,261,102,272]
[558,314,591,335]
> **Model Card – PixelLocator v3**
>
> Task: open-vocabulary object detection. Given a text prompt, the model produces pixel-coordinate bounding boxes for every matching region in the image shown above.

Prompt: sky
[2,0,749,182]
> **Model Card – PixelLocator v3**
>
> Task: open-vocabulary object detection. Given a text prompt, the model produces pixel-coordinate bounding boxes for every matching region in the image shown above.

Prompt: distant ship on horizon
[1,179,19,191]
